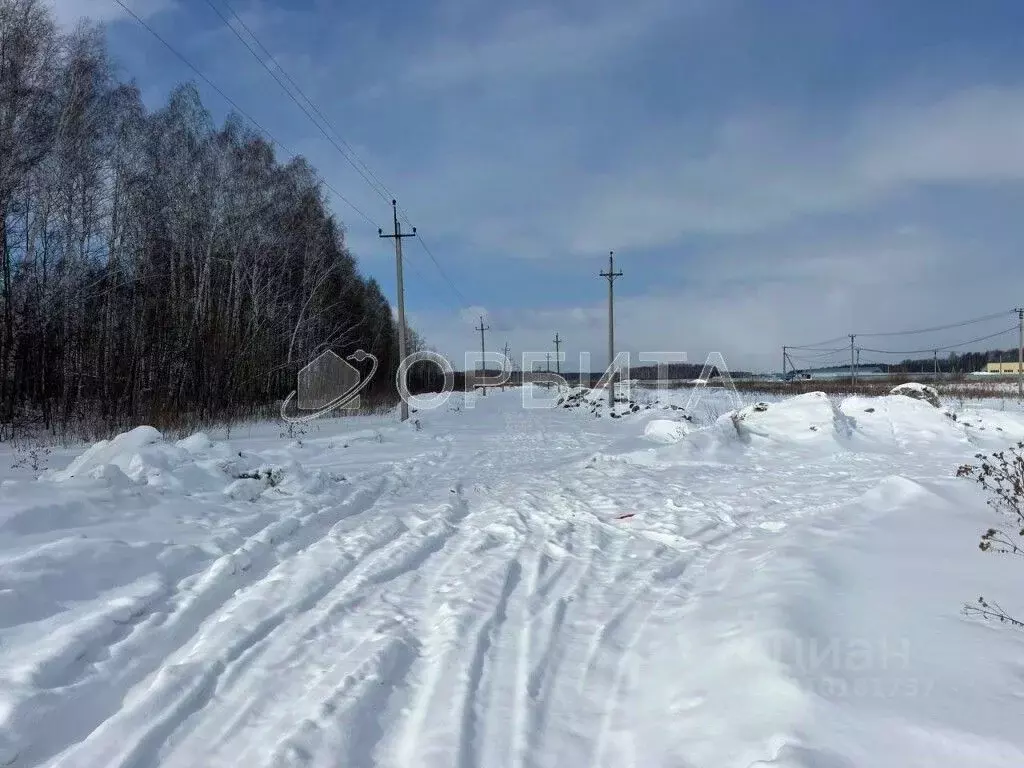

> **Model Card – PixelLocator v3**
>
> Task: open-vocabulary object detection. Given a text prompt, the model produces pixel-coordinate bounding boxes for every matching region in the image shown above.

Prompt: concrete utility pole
[1016,308,1024,399]
[379,199,415,422]
[553,333,562,375]
[933,349,939,380]
[849,334,856,387]
[502,341,511,390]
[475,315,490,396]
[600,251,623,408]
[782,346,787,378]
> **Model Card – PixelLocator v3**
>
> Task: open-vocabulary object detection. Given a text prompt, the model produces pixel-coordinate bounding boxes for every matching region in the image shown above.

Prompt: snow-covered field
[2,386,1023,768]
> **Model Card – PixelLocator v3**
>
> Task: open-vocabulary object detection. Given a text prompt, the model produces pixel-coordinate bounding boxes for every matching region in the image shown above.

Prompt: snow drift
[1,389,1023,767]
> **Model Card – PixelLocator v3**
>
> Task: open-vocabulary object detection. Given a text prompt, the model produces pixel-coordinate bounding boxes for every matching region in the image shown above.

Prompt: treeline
[902,348,1019,374]
[0,0,422,440]
[803,348,1019,375]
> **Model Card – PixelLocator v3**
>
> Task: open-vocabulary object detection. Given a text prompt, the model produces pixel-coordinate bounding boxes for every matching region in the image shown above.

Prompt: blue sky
[56,0,1024,371]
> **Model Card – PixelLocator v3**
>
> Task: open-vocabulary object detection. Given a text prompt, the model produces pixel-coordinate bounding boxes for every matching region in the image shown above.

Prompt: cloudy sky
[55,0,1024,372]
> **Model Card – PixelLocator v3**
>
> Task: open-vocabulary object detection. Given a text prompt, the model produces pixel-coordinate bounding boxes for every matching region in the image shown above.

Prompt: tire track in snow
[454,557,523,768]
[45,472,442,768]
[16,479,392,768]
[146,491,475,768]
[260,625,420,768]
[387,524,529,768]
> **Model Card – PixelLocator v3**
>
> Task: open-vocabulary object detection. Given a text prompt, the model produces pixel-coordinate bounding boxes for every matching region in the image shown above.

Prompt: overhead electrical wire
[856,310,1014,338]
[111,0,382,231]
[412,235,471,308]
[200,0,472,309]
[789,347,848,360]
[792,310,1017,350]
[788,336,851,351]
[857,325,1018,356]
[203,0,394,205]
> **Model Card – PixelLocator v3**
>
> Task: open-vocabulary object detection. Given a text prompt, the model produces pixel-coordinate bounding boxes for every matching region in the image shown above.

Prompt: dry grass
[2,392,403,447]
[698,376,1022,401]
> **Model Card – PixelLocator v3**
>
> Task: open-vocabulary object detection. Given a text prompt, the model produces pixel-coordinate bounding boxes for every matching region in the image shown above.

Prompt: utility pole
[782,346,787,378]
[502,341,511,390]
[553,333,562,375]
[546,352,551,374]
[600,251,623,408]
[849,334,856,387]
[1016,307,1024,399]
[933,349,939,381]
[475,315,490,396]
[379,199,415,422]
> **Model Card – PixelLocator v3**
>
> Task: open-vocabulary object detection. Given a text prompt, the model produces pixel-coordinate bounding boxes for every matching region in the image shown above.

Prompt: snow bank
[50,426,163,481]
[890,381,941,408]
[726,392,854,446]
[642,419,690,444]
[48,426,249,494]
[3,391,1024,767]
[43,426,345,500]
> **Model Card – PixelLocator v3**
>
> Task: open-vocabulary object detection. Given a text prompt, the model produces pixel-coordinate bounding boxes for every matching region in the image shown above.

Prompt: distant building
[985,361,1024,373]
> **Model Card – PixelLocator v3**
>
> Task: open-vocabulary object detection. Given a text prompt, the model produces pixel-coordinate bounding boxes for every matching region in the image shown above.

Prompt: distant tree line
[801,348,1021,376]
[0,0,426,440]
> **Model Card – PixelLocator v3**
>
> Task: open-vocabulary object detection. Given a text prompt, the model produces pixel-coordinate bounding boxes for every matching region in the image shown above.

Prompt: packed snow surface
[2,388,1024,767]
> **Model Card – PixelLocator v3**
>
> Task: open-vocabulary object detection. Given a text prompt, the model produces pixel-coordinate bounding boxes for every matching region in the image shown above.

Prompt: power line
[856,310,1013,338]
[792,310,1016,349]
[858,326,1018,356]
[411,234,471,308]
[202,0,394,204]
[788,345,848,356]
[111,0,382,230]
[201,0,472,312]
[788,336,850,351]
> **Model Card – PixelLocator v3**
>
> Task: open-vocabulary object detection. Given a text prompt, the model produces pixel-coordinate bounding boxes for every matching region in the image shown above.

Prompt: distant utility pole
[553,333,562,375]
[379,199,415,422]
[476,315,490,396]
[600,251,623,407]
[782,346,787,378]
[1016,307,1024,399]
[849,334,856,387]
[546,352,551,374]
[933,349,939,380]
[502,341,511,389]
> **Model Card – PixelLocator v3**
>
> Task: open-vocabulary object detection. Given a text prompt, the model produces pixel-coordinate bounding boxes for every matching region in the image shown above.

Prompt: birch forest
[0,0,420,440]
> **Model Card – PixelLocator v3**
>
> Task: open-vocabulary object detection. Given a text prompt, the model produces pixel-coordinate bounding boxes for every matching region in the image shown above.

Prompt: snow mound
[890,382,940,408]
[643,419,690,444]
[727,393,854,446]
[50,428,245,493]
[841,395,967,452]
[52,426,163,481]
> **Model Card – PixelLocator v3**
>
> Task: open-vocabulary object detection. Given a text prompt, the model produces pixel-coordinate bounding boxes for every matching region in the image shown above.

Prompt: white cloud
[365,81,1024,263]
[853,86,1024,185]
[401,0,693,91]
[408,226,1019,371]
[568,87,1024,255]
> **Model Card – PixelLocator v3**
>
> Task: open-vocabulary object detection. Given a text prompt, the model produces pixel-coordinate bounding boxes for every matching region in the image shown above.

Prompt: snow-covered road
[2,388,1023,767]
